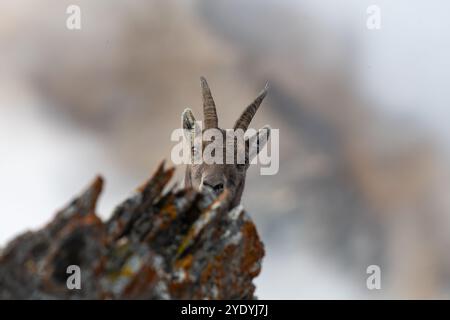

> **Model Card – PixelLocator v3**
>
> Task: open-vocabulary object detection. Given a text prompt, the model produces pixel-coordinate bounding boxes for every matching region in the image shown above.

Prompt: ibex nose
[203,181,224,194]
[212,183,224,193]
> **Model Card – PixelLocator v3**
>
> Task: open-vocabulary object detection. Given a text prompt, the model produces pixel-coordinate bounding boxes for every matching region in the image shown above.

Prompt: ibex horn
[234,82,269,131]
[200,76,218,129]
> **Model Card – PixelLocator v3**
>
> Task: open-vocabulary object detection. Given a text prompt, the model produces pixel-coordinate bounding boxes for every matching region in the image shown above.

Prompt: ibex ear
[182,108,196,130]
[247,125,271,163]
[182,108,196,140]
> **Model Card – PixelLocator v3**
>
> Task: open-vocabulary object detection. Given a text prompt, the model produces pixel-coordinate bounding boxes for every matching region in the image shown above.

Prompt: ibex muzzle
[182,77,271,208]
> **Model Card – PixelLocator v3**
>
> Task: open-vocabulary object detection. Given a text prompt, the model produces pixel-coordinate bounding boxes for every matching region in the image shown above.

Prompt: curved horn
[234,82,269,131]
[200,76,218,129]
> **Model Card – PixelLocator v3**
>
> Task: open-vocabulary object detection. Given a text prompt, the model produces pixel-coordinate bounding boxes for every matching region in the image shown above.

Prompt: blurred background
[2,0,450,299]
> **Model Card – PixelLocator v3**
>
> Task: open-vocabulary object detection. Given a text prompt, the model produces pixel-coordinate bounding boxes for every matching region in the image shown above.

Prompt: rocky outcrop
[0,162,264,299]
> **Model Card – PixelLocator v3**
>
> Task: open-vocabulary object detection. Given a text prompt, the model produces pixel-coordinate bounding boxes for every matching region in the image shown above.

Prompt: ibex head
[182,77,270,207]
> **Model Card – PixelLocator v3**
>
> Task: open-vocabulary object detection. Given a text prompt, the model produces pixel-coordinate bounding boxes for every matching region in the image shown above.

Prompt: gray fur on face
[182,77,270,208]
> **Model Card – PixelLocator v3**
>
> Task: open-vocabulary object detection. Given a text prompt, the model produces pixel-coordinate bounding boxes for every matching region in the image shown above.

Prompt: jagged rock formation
[0,162,264,299]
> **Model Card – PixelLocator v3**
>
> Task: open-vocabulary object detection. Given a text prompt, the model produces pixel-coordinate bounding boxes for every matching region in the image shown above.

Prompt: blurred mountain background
[1,0,450,298]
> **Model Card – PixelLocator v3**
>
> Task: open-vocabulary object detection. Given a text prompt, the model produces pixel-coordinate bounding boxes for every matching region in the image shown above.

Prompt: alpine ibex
[182,77,270,208]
